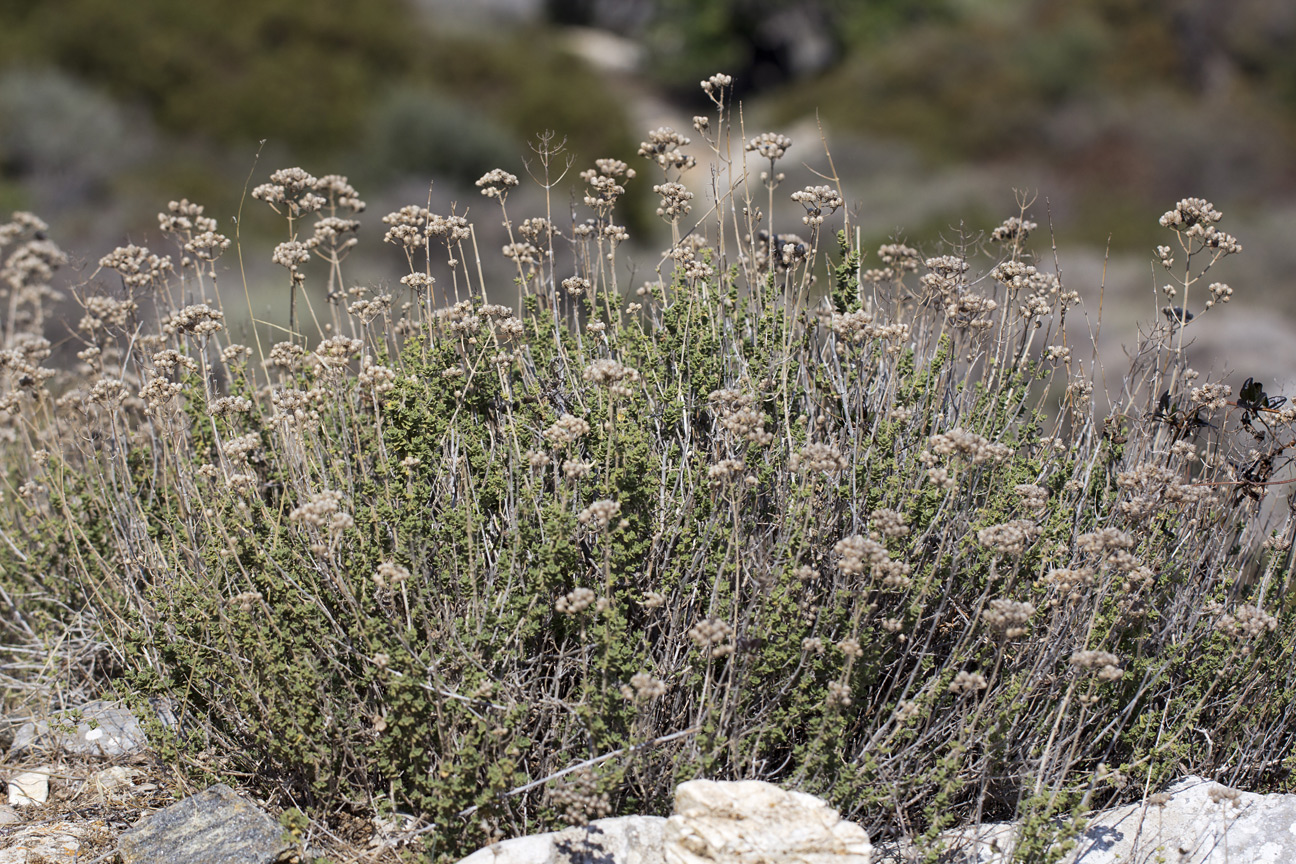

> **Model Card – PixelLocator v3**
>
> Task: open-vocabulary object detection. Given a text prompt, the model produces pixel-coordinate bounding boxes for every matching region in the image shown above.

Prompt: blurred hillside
[3,0,1296,376]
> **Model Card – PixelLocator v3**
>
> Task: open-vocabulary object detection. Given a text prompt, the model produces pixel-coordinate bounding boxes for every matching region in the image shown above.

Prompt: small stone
[118,783,293,864]
[0,804,20,824]
[7,770,49,806]
[12,700,148,756]
[94,766,137,797]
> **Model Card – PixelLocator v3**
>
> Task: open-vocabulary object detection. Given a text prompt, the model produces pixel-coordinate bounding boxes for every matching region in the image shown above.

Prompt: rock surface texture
[456,780,874,864]
[901,775,1296,864]
[458,815,667,864]
[665,779,874,864]
[117,782,292,864]
[11,699,147,756]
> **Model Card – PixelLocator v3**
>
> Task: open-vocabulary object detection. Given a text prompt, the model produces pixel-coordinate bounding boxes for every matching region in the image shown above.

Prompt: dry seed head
[790,185,844,226]
[1076,527,1135,556]
[1208,786,1242,808]
[313,174,365,212]
[1014,484,1050,512]
[1159,197,1223,229]
[949,670,988,695]
[78,296,137,333]
[708,458,746,482]
[827,681,853,707]
[638,127,695,173]
[229,591,263,614]
[99,244,173,289]
[475,169,519,199]
[577,499,621,531]
[314,335,361,370]
[926,466,957,490]
[982,599,1035,638]
[990,216,1037,243]
[562,459,593,480]
[791,442,846,473]
[555,587,597,615]
[1044,567,1095,603]
[583,358,640,397]
[895,700,920,723]
[1217,604,1278,646]
[928,428,1012,464]
[700,72,732,96]
[870,508,910,539]
[549,768,611,825]
[653,181,694,221]
[746,132,792,162]
[629,672,668,700]
[1070,650,1123,680]
[161,304,224,337]
[543,414,590,447]
[289,490,347,529]
[838,637,863,659]
[977,520,1040,557]
[222,433,261,464]
[502,242,540,265]
[689,618,734,657]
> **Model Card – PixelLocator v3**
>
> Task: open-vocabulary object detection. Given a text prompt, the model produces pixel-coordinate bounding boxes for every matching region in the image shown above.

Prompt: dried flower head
[475,169,519,200]
[746,132,792,162]
[689,618,734,657]
[982,599,1035,638]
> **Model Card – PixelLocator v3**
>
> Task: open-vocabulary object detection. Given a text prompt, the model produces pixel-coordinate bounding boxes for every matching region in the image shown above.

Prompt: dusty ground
[0,743,411,863]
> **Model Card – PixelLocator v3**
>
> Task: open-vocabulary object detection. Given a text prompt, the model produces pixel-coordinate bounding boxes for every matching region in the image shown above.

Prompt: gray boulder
[118,783,293,864]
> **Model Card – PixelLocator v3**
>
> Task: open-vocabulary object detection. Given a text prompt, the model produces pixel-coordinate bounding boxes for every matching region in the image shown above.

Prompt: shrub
[2,75,1294,863]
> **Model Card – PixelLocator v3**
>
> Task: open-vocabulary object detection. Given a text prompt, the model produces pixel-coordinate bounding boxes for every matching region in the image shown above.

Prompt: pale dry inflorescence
[543,414,591,448]
[288,490,353,537]
[950,670,988,695]
[577,499,622,531]
[1070,650,1124,681]
[792,442,847,473]
[688,618,734,657]
[583,359,640,397]
[555,587,606,615]
[834,534,912,589]
[982,599,1035,638]
[977,520,1040,557]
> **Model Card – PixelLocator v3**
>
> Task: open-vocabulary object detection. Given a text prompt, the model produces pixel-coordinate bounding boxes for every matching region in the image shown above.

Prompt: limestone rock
[664,779,873,864]
[12,700,147,756]
[897,776,1296,864]
[0,820,88,863]
[457,816,666,864]
[117,783,292,864]
[7,769,49,806]
[1070,776,1296,864]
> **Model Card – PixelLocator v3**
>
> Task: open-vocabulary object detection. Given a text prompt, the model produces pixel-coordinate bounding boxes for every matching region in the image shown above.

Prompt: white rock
[7,770,49,807]
[665,779,872,864]
[457,815,666,864]
[0,821,84,863]
[906,776,1296,864]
